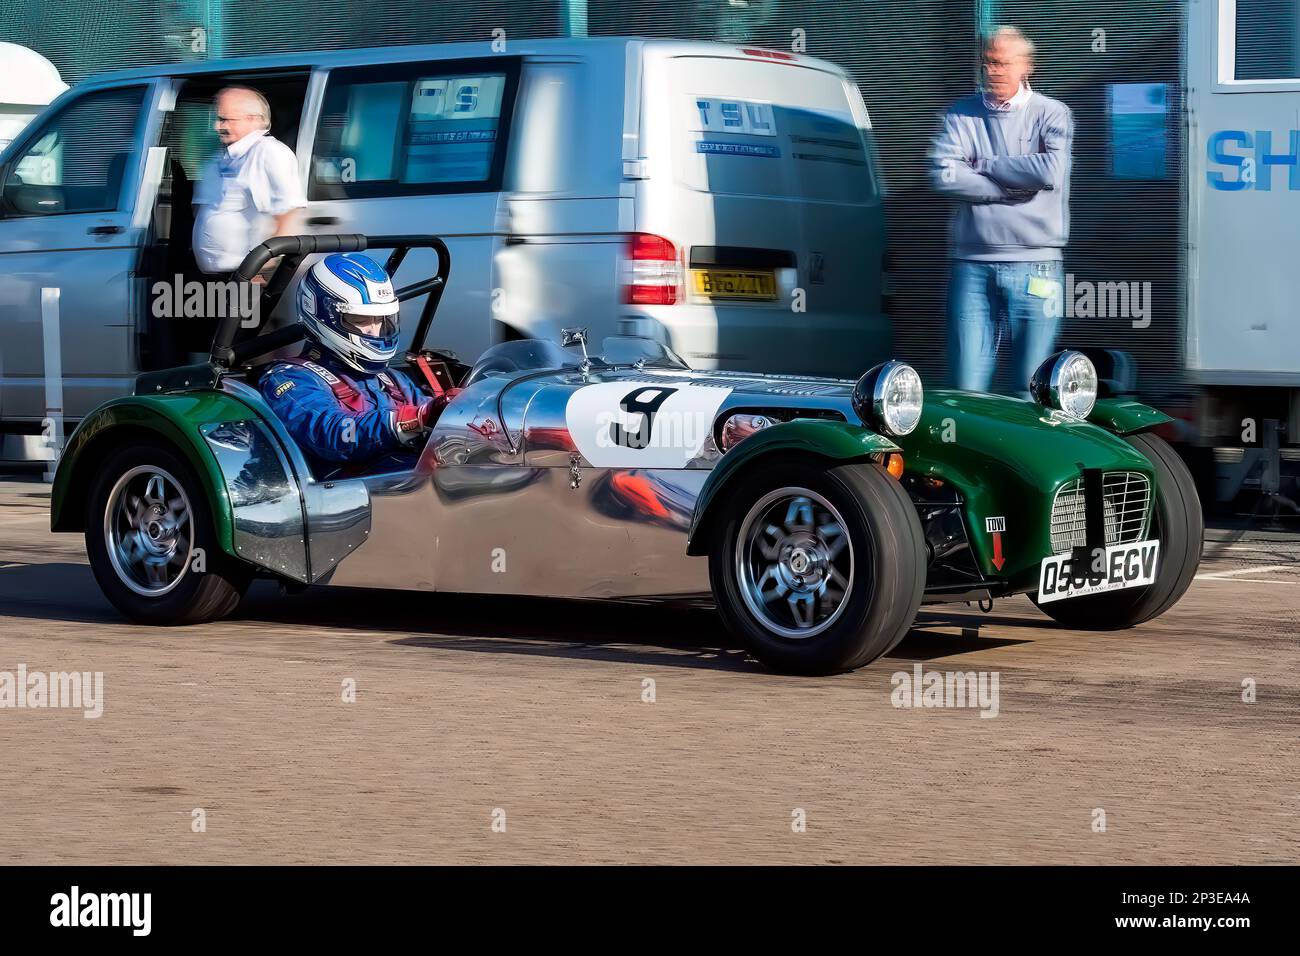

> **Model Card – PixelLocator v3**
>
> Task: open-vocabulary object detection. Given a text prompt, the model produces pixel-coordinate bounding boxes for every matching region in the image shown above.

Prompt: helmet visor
[340,310,399,339]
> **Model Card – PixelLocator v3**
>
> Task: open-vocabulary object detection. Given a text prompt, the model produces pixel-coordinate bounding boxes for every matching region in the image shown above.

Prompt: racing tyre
[1032,433,1202,629]
[709,459,925,675]
[86,441,251,625]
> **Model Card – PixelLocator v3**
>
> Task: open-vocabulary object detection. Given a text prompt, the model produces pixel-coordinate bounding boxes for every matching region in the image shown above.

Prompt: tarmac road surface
[1,476,1296,864]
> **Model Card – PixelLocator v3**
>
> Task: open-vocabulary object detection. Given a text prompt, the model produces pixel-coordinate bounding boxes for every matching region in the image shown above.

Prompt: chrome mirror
[561,327,591,372]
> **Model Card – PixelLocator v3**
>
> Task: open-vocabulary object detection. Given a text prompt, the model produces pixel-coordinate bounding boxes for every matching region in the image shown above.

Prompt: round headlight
[1030,350,1098,419]
[853,361,924,437]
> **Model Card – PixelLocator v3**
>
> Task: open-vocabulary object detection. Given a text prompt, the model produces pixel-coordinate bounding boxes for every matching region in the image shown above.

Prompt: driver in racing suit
[259,252,455,473]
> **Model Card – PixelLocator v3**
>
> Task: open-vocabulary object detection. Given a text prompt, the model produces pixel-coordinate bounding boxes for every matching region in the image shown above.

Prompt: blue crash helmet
[296,252,401,373]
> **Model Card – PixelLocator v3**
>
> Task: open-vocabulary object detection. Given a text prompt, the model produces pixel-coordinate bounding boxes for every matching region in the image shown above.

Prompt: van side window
[0,86,146,217]
[310,58,519,199]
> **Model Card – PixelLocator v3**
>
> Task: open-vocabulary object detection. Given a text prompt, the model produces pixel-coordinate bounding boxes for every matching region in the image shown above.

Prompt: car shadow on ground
[0,561,125,625]
[0,563,1041,671]
[241,583,763,673]
[241,585,1041,669]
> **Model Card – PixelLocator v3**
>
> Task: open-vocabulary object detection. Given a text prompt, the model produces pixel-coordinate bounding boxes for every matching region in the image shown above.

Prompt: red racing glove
[392,403,428,443]
[393,389,464,443]
[418,387,463,427]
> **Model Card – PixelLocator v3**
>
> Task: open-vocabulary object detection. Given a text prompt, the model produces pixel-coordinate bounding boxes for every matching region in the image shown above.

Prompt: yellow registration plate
[691,269,777,300]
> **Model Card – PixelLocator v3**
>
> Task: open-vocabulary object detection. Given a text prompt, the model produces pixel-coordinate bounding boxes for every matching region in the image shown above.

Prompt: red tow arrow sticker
[991,531,1005,570]
[985,517,1007,571]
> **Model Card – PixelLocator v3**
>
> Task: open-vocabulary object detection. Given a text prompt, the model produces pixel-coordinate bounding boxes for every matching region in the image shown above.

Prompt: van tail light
[623,233,682,305]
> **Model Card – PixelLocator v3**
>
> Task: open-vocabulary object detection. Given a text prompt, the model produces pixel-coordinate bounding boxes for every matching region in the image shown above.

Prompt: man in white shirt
[192,86,306,277]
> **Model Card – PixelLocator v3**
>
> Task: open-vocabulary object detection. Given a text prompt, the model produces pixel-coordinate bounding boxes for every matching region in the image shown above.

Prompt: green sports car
[50,234,1203,675]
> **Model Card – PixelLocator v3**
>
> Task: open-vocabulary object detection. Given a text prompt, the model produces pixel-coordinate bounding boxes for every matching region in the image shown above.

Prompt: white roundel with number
[565,382,733,469]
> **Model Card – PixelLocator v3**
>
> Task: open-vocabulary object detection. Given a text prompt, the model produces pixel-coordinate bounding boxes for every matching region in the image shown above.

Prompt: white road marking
[1203,579,1298,585]
[1196,564,1295,580]
[1221,545,1295,550]
[1212,546,1300,554]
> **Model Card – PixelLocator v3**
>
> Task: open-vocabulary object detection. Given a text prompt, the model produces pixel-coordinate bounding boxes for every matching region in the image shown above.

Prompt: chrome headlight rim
[1030,350,1098,420]
[853,360,924,437]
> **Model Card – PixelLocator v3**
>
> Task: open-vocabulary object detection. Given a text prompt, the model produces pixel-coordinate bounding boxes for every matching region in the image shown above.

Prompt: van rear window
[310,58,518,199]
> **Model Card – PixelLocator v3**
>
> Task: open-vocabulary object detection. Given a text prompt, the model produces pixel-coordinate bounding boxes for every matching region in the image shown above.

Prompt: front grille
[1049,471,1151,554]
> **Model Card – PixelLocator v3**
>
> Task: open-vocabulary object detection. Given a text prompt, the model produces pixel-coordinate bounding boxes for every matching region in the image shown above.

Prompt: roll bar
[211,233,451,369]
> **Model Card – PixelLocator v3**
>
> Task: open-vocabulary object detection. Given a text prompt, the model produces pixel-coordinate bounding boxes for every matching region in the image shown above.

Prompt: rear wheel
[709,459,925,675]
[86,441,250,625]
[1032,432,1202,629]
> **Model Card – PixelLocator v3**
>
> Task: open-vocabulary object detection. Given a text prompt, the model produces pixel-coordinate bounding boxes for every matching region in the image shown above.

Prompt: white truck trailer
[1186,0,1300,513]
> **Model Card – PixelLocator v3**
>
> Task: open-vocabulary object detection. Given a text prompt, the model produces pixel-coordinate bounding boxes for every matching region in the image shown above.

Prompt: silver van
[0,37,887,462]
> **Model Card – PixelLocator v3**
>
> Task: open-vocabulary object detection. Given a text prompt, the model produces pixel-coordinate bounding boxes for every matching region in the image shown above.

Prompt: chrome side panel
[441,369,711,596]
[220,378,371,583]
[428,464,709,597]
[303,480,372,579]
[315,469,439,590]
[317,371,712,597]
[200,420,309,583]
[315,373,536,591]
[228,363,859,597]
[319,462,710,598]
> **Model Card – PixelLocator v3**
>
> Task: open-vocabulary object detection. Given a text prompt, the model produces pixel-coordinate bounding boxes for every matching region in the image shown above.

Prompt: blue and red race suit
[258,349,431,472]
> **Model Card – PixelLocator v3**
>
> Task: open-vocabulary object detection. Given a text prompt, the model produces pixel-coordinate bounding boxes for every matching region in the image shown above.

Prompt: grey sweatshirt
[929,91,1074,261]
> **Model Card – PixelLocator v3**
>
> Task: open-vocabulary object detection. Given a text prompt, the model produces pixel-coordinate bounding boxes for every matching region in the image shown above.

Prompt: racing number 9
[609,387,677,450]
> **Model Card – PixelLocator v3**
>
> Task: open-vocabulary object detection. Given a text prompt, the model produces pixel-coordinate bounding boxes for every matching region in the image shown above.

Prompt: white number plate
[1037,540,1160,603]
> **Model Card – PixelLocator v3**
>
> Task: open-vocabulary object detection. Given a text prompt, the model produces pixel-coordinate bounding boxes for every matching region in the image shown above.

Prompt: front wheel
[86,441,250,625]
[709,460,926,675]
[1032,432,1203,629]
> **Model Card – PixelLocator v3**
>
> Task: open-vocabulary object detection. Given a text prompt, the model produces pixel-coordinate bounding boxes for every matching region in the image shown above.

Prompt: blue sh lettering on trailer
[1206,129,1300,191]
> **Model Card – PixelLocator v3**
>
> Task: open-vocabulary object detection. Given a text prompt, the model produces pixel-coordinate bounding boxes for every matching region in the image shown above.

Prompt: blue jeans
[946,260,1062,396]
